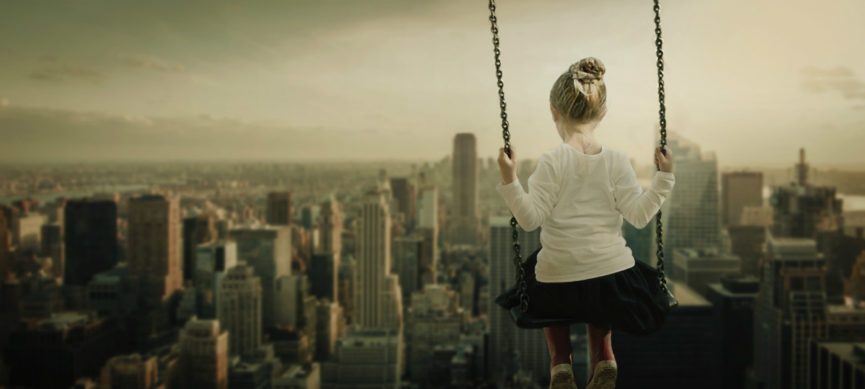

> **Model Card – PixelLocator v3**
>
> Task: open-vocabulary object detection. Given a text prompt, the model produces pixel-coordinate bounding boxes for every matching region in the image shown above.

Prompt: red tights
[543,323,615,381]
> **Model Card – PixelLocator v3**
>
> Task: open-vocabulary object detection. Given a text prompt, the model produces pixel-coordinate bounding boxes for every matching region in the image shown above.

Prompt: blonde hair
[549,57,607,124]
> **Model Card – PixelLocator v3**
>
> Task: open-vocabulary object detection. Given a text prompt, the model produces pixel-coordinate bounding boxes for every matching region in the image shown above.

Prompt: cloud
[801,66,865,100]
[0,105,420,163]
[120,54,187,73]
[28,57,106,83]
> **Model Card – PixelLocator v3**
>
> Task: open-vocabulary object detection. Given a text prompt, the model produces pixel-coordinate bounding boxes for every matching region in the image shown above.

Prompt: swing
[489,0,679,328]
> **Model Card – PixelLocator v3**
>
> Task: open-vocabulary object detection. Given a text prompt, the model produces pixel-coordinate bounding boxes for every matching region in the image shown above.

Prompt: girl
[494,57,675,389]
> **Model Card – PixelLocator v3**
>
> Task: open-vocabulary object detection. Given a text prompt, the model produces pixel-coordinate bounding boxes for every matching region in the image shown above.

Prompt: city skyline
[0,0,863,169]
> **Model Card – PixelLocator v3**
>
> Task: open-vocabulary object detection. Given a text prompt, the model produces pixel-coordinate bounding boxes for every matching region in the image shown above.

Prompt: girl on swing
[495,57,675,389]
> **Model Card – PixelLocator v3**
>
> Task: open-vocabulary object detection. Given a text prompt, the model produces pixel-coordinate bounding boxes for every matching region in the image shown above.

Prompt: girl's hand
[655,146,674,173]
[498,146,517,184]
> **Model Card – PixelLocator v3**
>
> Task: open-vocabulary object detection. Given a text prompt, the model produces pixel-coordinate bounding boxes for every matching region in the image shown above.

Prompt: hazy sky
[1,0,864,169]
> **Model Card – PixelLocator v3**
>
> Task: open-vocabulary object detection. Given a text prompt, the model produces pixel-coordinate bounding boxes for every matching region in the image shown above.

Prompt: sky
[1,0,864,169]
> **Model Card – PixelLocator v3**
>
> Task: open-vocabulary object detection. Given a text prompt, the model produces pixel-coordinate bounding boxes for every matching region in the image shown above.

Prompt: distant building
[179,318,229,389]
[807,341,865,388]
[671,247,741,296]
[769,148,842,239]
[308,252,339,303]
[451,133,480,246]
[315,300,345,362]
[488,216,548,384]
[727,225,768,278]
[273,363,321,389]
[406,284,465,383]
[230,225,292,329]
[752,234,828,389]
[355,186,403,329]
[195,240,238,318]
[99,353,159,389]
[721,171,763,227]
[64,198,118,286]
[321,327,403,389]
[127,194,183,304]
[315,195,344,256]
[390,177,417,230]
[40,223,64,279]
[267,192,293,226]
[5,312,124,389]
[218,262,263,357]
[182,214,218,282]
[663,133,721,263]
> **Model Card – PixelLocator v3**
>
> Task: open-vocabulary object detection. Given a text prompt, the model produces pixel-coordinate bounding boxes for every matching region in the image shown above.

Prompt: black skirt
[494,246,670,336]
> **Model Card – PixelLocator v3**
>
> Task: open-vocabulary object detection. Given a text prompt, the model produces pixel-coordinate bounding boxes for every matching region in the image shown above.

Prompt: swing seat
[494,248,578,329]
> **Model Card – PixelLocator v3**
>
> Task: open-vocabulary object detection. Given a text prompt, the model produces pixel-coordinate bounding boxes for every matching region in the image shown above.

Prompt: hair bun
[569,57,605,84]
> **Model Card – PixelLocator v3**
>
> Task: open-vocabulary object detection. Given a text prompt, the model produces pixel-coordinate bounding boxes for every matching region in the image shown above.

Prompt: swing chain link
[489,0,529,313]
[654,0,678,308]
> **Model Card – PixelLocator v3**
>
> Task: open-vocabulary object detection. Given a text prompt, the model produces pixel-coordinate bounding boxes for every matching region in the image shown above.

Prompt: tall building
[706,275,760,389]
[355,186,403,329]
[99,353,159,389]
[321,327,404,389]
[309,251,339,303]
[722,171,763,226]
[64,198,118,286]
[752,235,828,389]
[663,133,721,261]
[671,247,741,297]
[393,234,424,302]
[405,284,465,383]
[389,177,417,230]
[769,148,843,239]
[622,218,653,265]
[316,195,344,256]
[182,214,218,282]
[5,312,124,389]
[41,223,64,279]
[0,210,9,282]
[179,318,229,389]
[315,300,345,362]
[194,240,238,318]
[488,216,548,383]
[127,194,183,303]
[451,133,480,246]
[17,213,46,252]
[727,225,768,278]
[267,192,293,226]
[416,186,439,286]
[218,262,263,357]
[807,341,865,389]
[230,225,291,329]
[611,281,719,389]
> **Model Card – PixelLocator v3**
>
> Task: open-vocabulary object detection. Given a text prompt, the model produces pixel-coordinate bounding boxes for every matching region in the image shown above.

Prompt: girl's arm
[496,153,560,232]
[613,153,675,228]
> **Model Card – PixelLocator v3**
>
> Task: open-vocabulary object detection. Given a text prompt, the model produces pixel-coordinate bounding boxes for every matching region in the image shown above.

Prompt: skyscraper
[752,235,828,389]
[769,148,843,239]
[183,213,218,282]
[663,133,721,265]
[721,171,763,226]
[316,195,344,257]
[64,198,118,286]
[99,353,159,389]
[267,192,293,226]
[230,225,292,329]
[127,194,183,303]
[218,262,263,357]
[451,133,480,246]
[321,327,404,389]
[416,185,439,286]
[0,210,9,282]
[195,240,238,318]
[389,177,417,230]
[179,318,229,389]
[488,216,548,383]
[355,186,403,329]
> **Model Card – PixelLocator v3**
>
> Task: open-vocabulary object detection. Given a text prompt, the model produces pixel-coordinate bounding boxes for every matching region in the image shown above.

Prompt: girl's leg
[543,325,572,368]
[586,323,615,382]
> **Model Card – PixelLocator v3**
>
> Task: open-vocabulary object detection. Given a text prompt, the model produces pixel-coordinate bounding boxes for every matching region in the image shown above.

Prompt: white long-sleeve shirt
[495,143,675,282]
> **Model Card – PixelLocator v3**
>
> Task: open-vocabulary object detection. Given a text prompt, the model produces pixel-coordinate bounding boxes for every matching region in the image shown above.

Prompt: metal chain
[653,0,678,308]
[488,0,528,313]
